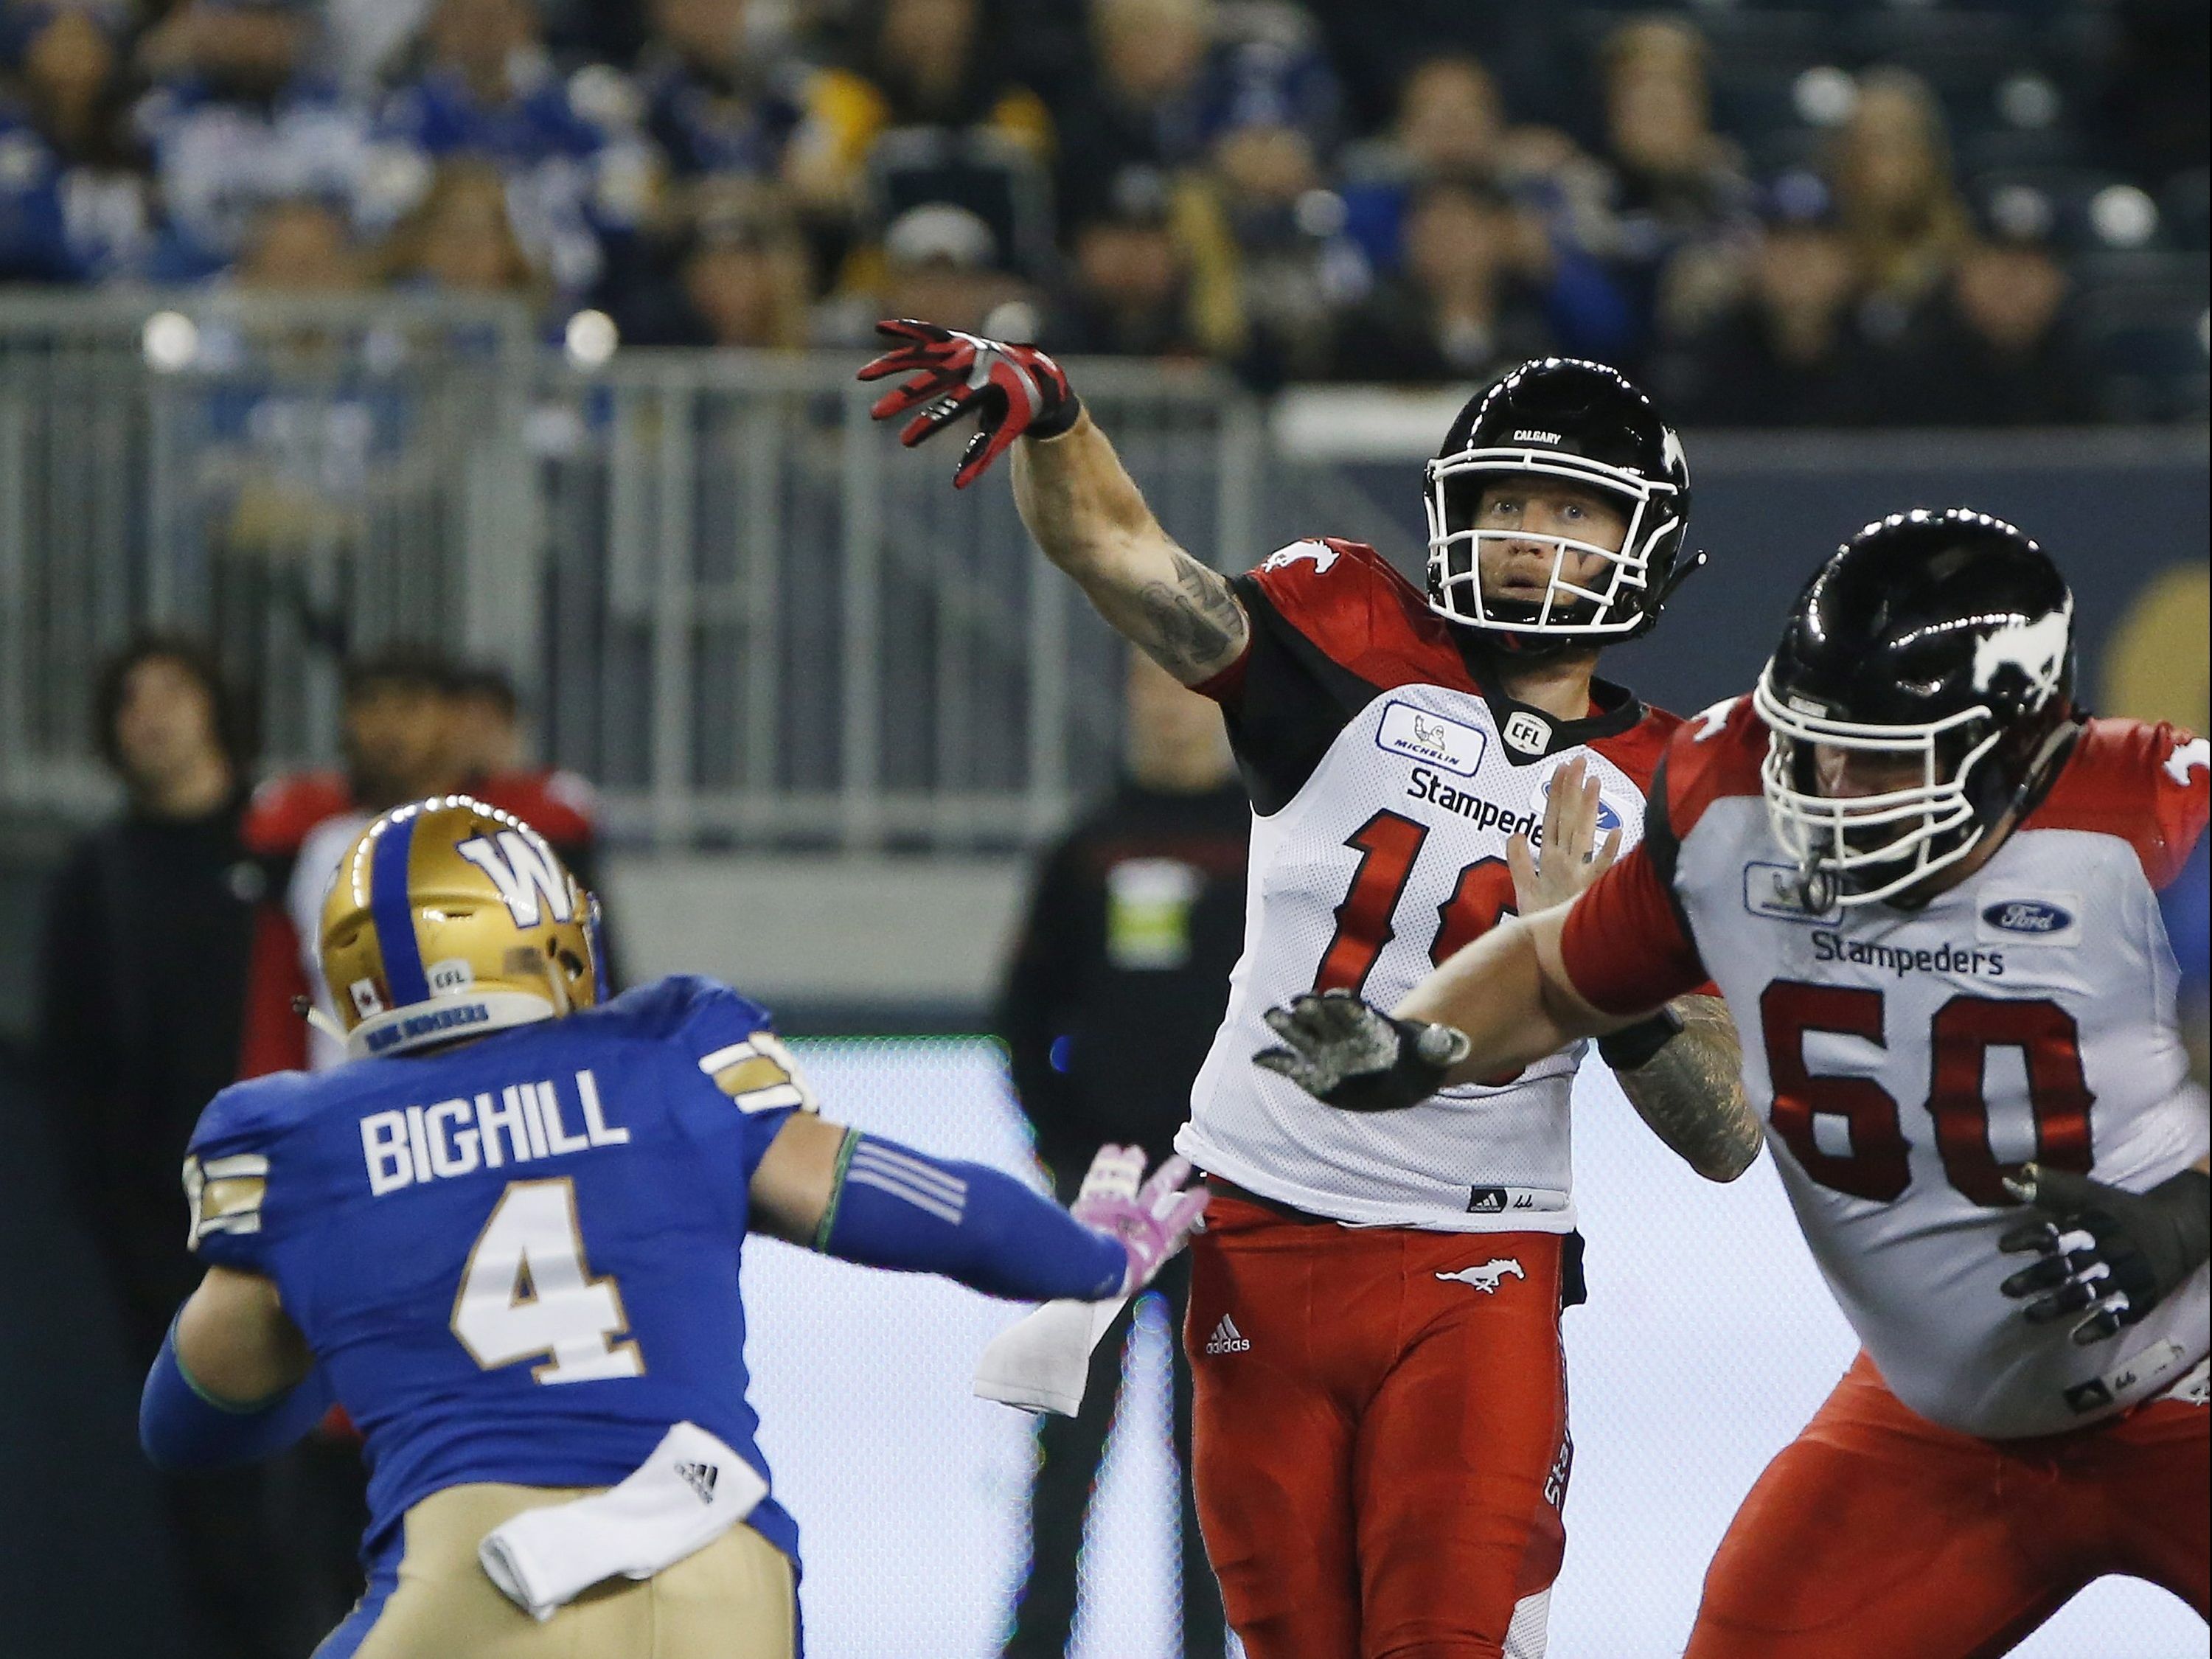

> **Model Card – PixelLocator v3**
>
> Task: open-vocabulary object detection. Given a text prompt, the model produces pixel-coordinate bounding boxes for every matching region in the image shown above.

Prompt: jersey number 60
[1760,981,2095,1206]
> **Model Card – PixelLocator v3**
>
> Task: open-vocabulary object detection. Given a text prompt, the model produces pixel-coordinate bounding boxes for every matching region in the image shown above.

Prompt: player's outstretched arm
[858,319,1249,686]
[142,1267,328,1470]
[1256,908,1610,1112]
[1602,995,1761,1182]
[748,1113,1206,1301]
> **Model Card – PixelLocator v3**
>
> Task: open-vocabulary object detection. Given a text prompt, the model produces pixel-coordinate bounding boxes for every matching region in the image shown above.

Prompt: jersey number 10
[1317,810,1524,1083]
[1761,982,2095,1206]
[451,1178,644,1383]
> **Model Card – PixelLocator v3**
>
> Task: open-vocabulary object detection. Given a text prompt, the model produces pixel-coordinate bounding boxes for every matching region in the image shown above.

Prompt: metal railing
[0,294,1306,846]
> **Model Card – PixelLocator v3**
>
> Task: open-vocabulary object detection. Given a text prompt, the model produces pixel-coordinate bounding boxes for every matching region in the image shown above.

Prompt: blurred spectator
[610,177,812,345]
[33,637,294,1659]
[1339,52,1506,263]
[1876,188,2092,426]
[375,157,546,299]
[232,192,364,290]
[1658,174,1877,428]
[1050,166,1220,358]
[450,659,605,898]
[372,0,653,299]
[132,0,370,279]
[995,653,1241,1659]
[1338,53,1634,366]
[787,0,1051,218]
[634,0,803,183]
[1596,17,1751,349]
[1210,105,1364,386]
[238,644,465,1079]
[1826,67,1967,321]
[1053,0,1338,231]
[0,1,146,282]
[1325,175,1551,383]
[819,197,1035,340]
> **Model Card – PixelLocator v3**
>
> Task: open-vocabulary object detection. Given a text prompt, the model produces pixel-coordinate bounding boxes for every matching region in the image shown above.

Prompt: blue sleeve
[2163,830,2210,1001]
[813,1130,1127,1302]
[141,1321,333,1471]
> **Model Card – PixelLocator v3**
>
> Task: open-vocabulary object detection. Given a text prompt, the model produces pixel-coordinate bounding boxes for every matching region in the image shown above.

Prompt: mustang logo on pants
[1436,1259,1525,1293]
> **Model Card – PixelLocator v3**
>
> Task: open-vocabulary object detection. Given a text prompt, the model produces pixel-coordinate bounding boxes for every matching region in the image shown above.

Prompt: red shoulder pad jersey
[470,768,599,852]
[1172,535,1700,1232]
[1565,704,2211,1439]
[236,772,355,1078]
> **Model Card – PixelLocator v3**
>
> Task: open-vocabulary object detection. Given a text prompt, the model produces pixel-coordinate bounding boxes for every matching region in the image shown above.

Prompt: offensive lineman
[1261,510,2211,1656]
[862,323,1761,1657]
[139,796,1206,1656]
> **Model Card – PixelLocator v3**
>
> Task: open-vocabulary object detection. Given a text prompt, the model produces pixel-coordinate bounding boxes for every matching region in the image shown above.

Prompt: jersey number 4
[1761,982,2094,1205]
[451,1178,644,1383]
[1318,810,1523,1082]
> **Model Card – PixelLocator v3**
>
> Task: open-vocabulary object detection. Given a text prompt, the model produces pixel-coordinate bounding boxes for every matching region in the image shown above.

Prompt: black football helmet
[1755,509,2079,908]
[1424,358,1697,649]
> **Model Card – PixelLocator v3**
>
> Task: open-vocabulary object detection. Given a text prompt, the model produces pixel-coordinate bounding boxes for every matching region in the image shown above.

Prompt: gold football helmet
[320,795,604,1060]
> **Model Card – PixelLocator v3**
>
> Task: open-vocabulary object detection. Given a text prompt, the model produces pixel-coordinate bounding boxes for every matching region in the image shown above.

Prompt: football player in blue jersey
[138,795,1207,1658]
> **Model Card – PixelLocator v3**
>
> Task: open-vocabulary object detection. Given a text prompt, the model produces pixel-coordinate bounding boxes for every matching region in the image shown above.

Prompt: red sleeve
[241,772,352,856]
[236,904,310,1078]
[1558,843,1710,1017]
[473,770,599,849]
[2028,720,2208,891]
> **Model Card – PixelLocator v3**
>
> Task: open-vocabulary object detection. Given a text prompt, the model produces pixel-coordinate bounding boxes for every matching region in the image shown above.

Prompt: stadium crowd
[0,0,2203,422]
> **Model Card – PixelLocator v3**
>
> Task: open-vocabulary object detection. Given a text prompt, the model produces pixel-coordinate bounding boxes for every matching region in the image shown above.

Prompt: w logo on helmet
[456,830,576,928]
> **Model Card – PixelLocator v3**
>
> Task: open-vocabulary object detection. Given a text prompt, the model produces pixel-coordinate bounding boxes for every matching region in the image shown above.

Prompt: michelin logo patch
[1977,894,2081,947]
[1744,862,1839,923]
[1377,701,1486,776]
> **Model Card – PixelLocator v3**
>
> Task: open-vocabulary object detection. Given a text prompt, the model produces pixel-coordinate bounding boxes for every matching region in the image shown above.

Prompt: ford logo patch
[1982,900,2071,934]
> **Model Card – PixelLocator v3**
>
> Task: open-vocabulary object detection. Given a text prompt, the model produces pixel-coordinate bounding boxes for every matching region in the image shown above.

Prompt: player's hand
[1254,988,1472,1113]
[857,319,1082,488]
[1507,754,1623,915]
[1998,1163,2212,1346]
[1071,1147,1208,1295]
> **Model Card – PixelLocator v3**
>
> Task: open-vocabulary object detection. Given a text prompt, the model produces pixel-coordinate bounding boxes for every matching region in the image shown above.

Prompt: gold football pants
[330,1482,796,1659]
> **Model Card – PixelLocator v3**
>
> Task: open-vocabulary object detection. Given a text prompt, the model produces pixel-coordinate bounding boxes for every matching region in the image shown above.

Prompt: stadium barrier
[0,295,2202,851]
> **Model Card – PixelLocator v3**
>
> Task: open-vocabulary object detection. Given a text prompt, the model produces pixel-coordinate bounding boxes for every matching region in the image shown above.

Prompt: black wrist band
[1028,390,1081,441]
[1598,1007,1683,1073]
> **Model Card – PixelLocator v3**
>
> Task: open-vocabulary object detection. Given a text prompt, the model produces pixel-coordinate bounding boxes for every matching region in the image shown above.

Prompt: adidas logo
[675,1460,720,1505]
[1204,1315,1251,1355]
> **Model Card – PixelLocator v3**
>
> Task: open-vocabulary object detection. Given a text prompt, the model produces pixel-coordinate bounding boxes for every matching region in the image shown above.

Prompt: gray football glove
[1999,1163,2212,1346]
[1255,989,1472,1113]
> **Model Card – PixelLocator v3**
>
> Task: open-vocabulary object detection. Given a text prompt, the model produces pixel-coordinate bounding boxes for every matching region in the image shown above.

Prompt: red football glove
[858,319,1081,488]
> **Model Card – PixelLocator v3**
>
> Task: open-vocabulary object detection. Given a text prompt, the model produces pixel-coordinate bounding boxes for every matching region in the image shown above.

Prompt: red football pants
[1183,1194,1571,1659]
[1688,1351,2211,1659]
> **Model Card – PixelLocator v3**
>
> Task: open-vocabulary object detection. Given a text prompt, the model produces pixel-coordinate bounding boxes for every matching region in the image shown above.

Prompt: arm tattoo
[1613,995,1763,1183]
[1127,550,1250,681]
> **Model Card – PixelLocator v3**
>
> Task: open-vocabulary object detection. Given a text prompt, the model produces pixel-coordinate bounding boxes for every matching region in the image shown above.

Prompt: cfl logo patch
[456,831,575,928]
[1500,711,1551,756]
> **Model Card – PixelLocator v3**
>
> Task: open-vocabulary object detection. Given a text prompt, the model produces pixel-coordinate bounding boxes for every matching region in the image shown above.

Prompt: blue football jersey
[181,975,807,1566]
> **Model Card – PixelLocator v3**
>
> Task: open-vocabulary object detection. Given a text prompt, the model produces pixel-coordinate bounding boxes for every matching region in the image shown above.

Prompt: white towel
[973,1295,1132,1416]
[478,1422,770,1621]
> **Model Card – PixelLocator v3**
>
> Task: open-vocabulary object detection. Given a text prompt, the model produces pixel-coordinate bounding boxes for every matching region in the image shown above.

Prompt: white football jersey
[1175,540,1685,1232]
[288,809,369,1071]
[1568,699,2210,1437]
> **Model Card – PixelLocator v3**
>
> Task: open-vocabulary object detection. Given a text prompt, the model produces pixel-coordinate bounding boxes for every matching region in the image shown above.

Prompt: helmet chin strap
[292,995,349,1046]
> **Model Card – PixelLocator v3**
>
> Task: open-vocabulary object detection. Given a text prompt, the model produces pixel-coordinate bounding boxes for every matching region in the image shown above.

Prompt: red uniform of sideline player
[863,324,1759,1658]
[1265,511,2210,1657]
